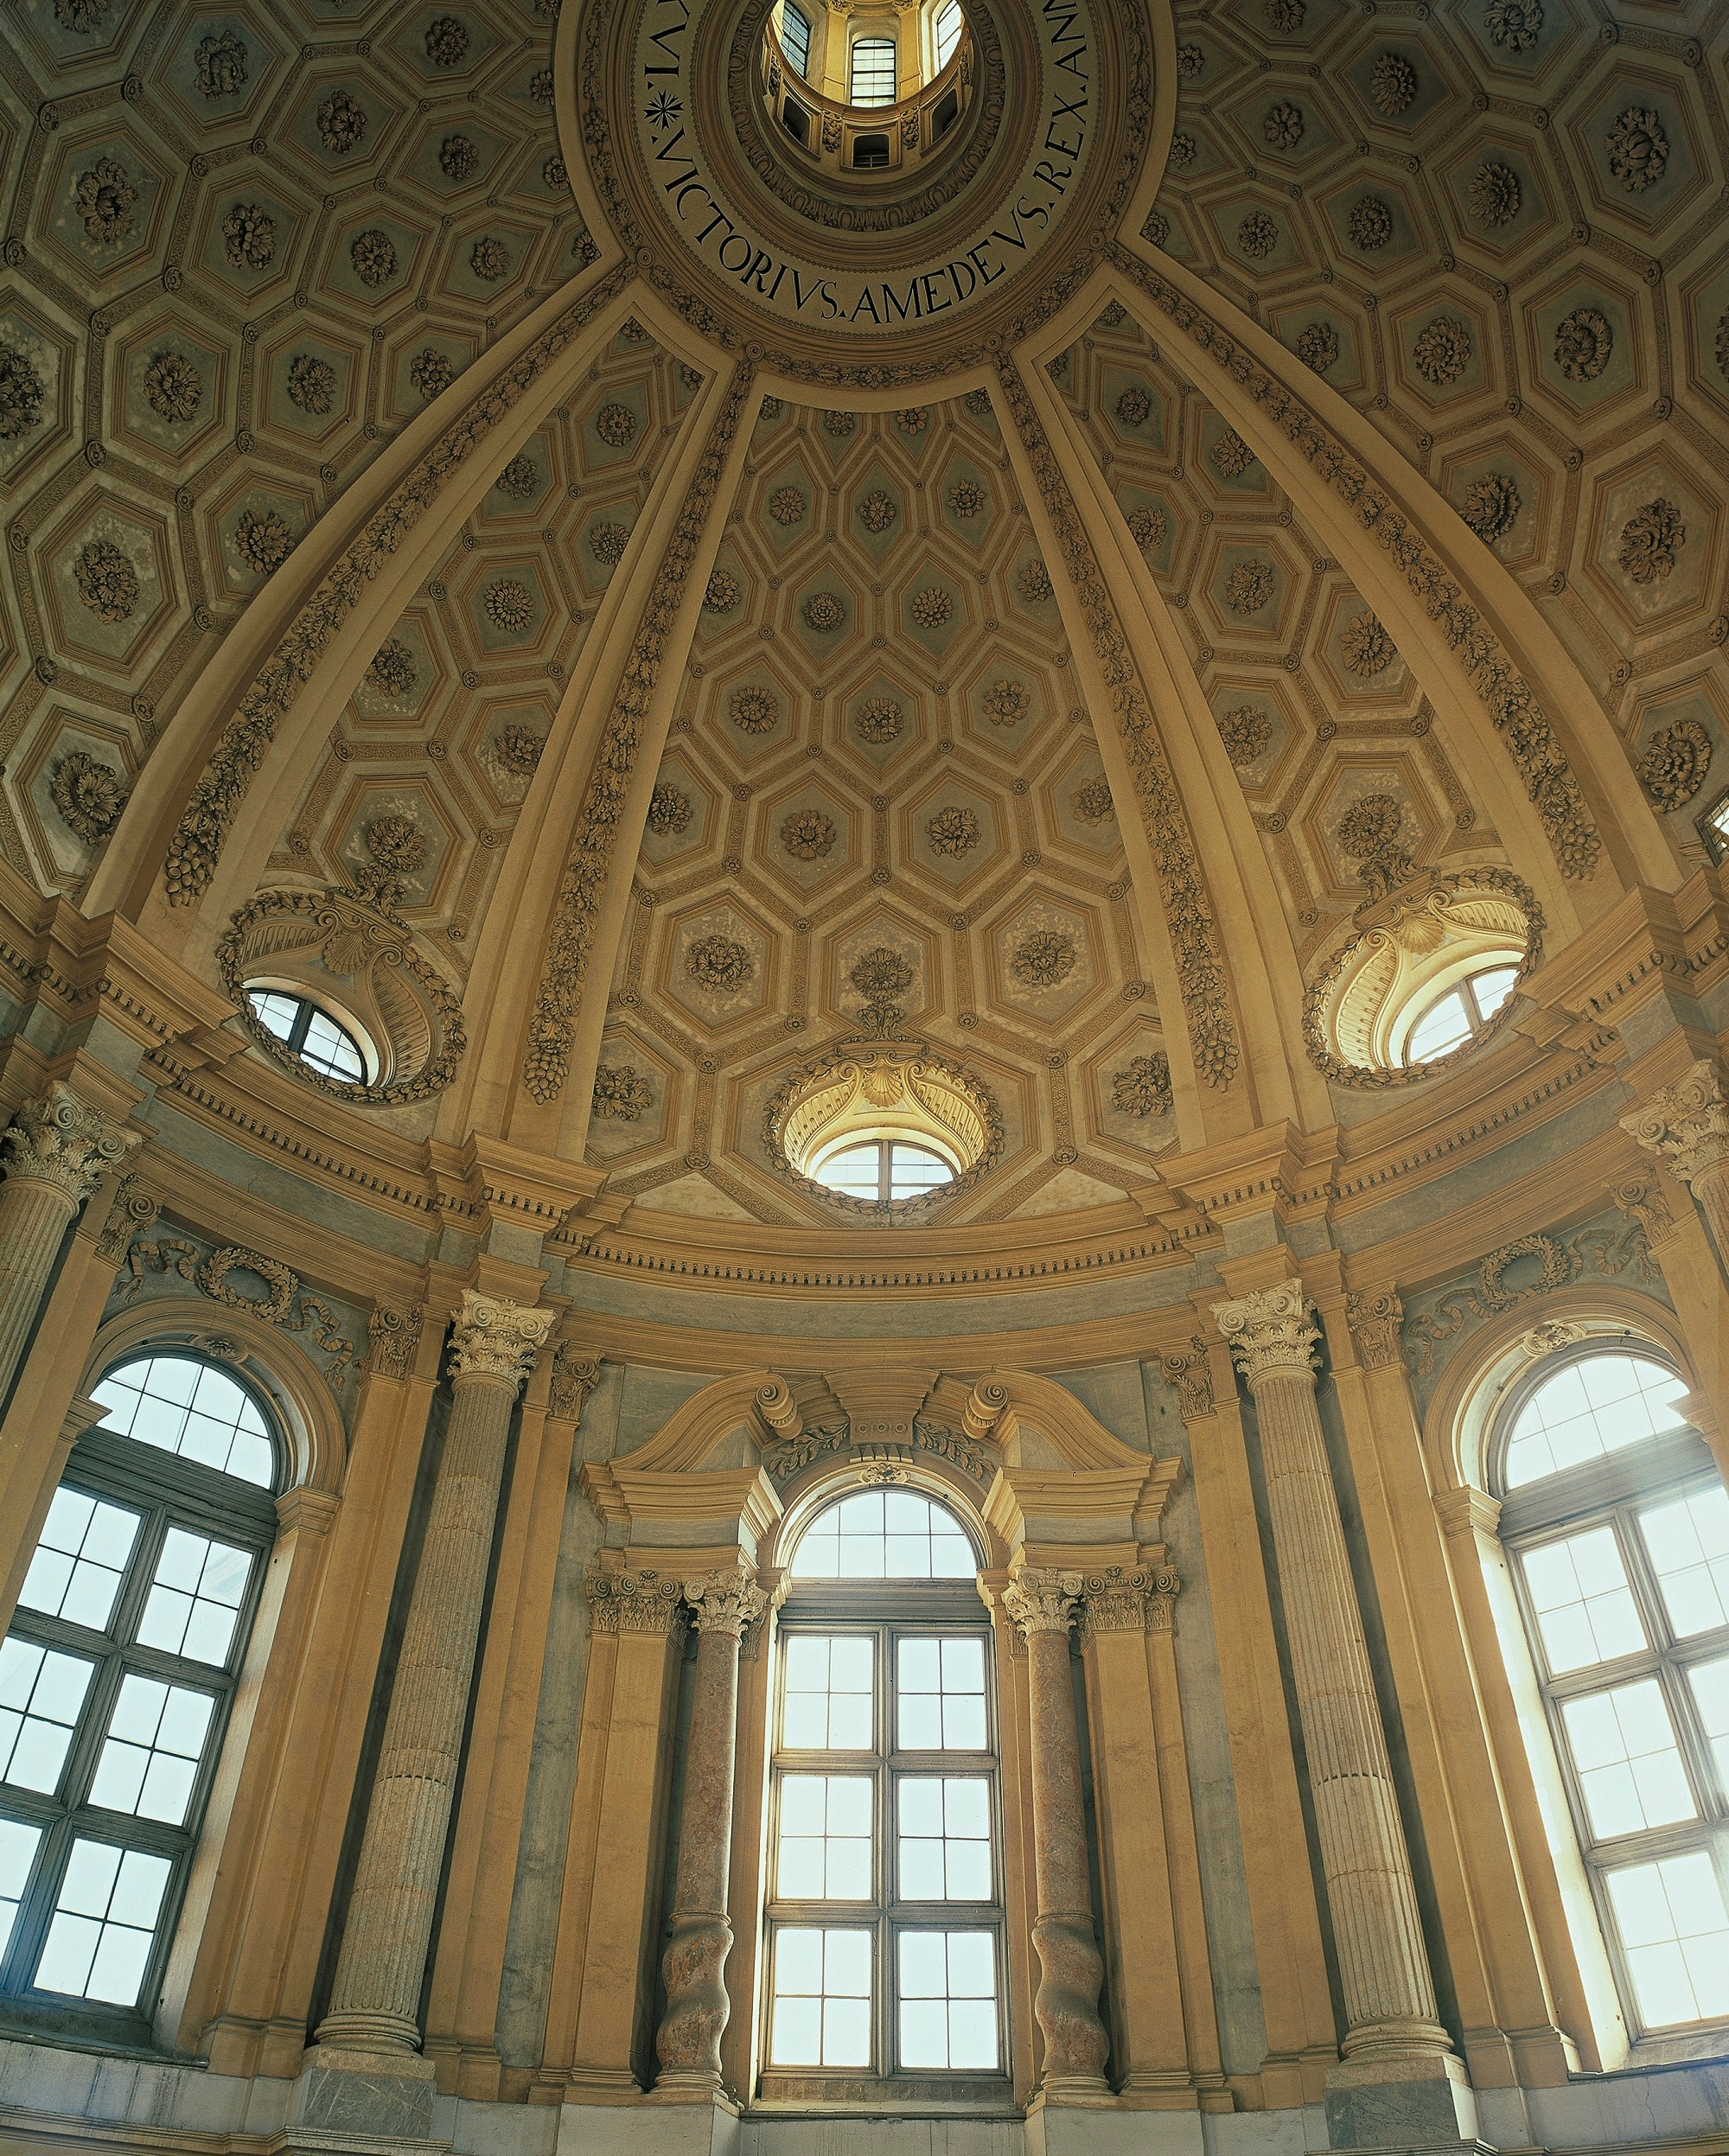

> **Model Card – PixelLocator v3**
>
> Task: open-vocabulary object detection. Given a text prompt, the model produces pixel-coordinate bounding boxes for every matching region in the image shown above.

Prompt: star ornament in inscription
[645,91,683,129]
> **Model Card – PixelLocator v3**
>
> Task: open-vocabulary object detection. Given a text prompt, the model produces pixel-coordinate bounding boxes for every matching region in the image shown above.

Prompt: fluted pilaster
[654,1569,769,2092]
[0,1085,137,1401]
[316,1290,553,2057]
[1001,1567,1110,2100]
[1214,1283,1450,2064]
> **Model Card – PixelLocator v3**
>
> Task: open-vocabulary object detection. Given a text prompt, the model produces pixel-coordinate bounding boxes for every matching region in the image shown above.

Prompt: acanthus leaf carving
[521,360,754,1102]
[993,352,1240,1090]
[3,1084,139,1209]
[1213,1282,1321,1386]
[446,1289,555,1389]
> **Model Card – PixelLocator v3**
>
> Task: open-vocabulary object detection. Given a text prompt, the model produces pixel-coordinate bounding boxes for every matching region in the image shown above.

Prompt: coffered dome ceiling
[0,0,1724,1258]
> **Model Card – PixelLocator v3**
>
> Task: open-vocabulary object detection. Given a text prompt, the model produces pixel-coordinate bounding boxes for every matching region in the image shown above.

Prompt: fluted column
[1621,1059,1729,1257]
[0,1084,137,1401]
[316,1290,554,2058]
[1001,1567,1110,2102]
[654,1568,768,2093]
[1215,1281,1473,2144]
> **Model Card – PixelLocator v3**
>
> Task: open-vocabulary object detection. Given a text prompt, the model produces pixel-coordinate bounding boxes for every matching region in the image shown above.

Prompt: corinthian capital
[2,1083,138,1208]
[682,1568,769,1637]
[1213,1280,1320,1387]
[447,1289,555,1389]
[1620,1061,1729,1188]
[1075,1563,1181,1637]
[586,1566,685,1636]
[1002,1567,1082,1639]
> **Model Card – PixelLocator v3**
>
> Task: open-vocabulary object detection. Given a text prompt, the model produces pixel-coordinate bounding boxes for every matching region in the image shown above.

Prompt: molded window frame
[758,1493,1011,2101]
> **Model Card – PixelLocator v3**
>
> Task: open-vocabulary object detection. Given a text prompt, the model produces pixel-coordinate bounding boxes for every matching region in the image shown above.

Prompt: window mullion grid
[1520,1489,1729,2038]
[1611,1490,1729,1829]
[0,1483,254,2021]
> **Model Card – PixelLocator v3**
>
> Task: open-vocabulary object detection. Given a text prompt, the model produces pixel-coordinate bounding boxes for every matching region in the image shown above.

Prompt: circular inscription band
[627,0,1098,337]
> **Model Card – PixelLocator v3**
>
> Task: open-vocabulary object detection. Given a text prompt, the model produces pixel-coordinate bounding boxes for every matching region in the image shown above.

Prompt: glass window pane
[935,0,961,67]
[86,1356,277,1488]
[135,1528,252,1667]
[1504,1354,1689,1489]
[1641,1488,1729,1639]
[897,1776,992,1901]
[896,1930,998,2070]
[898,1634,988,1752]
[782,1636,873,1751]
[89,1675,214,1827]
[1560,1681,1695,1840]
[17,1489,140,1631]
[793,1493,976,1583]
[850,35,896,105]
[0,1815,41,1960]
[776,1774,873,1900]
[1407,989,1471,1063]
[35,1841,170,2006]
[1605,1852,1729,2027]
[1520,1528,1646,1674]
[0,1638,93,1794]
[781,1,810,76]
[769,1928,872,2066]
[1471,966,1519,1022]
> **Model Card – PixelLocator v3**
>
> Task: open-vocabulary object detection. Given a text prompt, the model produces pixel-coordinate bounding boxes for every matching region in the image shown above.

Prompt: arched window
[780,0,812,79]
[762,1489,1005,2093]
[810,1139,954,1205]
[244,987,369,1083]
[1401,963,1520,1065]
[0,1352,279,2036]
[850,35,896,106]
[1493,1342,1729,2035]
[934,0,962,69]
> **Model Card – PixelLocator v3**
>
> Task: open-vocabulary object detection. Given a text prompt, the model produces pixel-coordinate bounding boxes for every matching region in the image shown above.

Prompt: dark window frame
[0,1381,279,2050]
[1494,1349,1729,2044]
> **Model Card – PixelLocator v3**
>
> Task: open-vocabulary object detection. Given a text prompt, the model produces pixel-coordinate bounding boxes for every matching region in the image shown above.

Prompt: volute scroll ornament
[1343,1288,1404,1372]
[1214,1282,1322,1387]
[446,1291,555,1390]
[2,1083,140,1209]
[550,1343,603,1422]
[1621,1062,1729,1190]
[681,1569,770,1638]
[586,1566,686,1636]
[1075,1564,1179,1636]
[367,1303,424,1379]
[1158,1338,1214,1421]
[93,1170,160,1261]
[1002,1567,1082,1638]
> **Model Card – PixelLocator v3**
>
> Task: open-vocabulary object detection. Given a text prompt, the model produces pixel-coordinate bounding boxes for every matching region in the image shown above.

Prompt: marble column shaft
[316,1290,554,2057]
[1215,1282,1447,2057]
[1001,1568,1109,2096]
[654,1570,768,2089]
[0,1084,137,1403]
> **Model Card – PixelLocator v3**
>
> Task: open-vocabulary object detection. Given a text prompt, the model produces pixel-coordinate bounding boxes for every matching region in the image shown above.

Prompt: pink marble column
[654,1569,768,2093]
[1002,1567,1110,2102]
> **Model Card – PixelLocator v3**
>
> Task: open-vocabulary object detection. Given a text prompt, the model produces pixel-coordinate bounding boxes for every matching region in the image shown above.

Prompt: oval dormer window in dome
[762,0,973,180]
[1303,867,1541,1088]
[766,1040,1004,1222]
